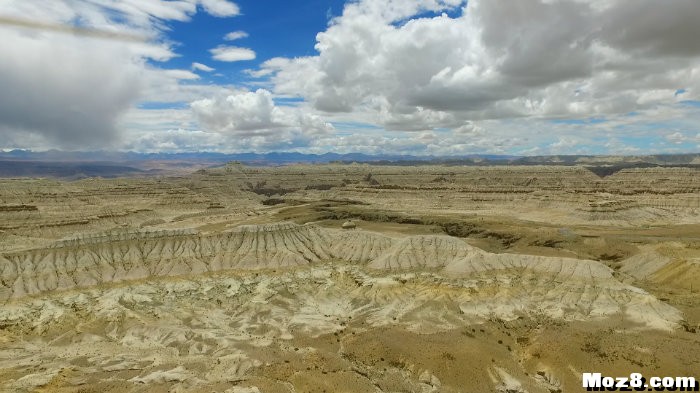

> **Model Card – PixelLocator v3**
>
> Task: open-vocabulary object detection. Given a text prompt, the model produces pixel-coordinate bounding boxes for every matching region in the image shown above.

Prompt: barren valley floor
[0,164,699,392]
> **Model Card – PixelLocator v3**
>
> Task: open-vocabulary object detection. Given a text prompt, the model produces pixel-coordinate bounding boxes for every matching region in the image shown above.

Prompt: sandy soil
[0,164,698,392]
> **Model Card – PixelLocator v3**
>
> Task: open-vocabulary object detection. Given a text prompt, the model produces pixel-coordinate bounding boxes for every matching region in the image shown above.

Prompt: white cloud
[0,0,242,150]
[210,45,256,62]
[258,0,700,136]
[198,0,240,17]
[192,62,215,72]
[224,30,248,41]
[190,89,333,141]
[4,0,700,155]
[191,89,282,133]
[120,107,197,133]
[74,0,240,22]
[0,11,147,148]
[117,102,700,155]
[665,131,692,145]
[163,69,200,80]
[122,128,225,152]
[666,132,684,144]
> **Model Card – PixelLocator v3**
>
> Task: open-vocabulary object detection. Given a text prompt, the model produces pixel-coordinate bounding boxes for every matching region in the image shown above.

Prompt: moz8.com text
[584,373,698,391]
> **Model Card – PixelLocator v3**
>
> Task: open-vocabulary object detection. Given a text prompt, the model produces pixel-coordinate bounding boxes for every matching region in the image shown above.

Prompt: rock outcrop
[0,223,682,331]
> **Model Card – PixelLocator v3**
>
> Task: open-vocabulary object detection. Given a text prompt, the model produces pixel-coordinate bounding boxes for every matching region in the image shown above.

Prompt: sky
[1,0,700,156]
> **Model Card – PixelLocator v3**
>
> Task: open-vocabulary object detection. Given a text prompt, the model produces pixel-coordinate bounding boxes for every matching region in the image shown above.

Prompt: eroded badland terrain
[0,164,699,392]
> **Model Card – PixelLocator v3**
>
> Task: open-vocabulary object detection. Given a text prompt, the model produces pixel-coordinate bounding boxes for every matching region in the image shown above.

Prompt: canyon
[0,163,698,392]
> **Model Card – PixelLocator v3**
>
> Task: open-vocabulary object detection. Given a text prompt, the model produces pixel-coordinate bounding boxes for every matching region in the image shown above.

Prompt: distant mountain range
[0,150,698,179]
[3,149,699,164]
[0,150,516,165]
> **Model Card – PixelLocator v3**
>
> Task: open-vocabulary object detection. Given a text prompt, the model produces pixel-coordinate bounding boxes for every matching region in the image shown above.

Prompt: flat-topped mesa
[229,222,298,232]
[0,222,332,302]
[364,234,615,279]
[364,234,680,330]
[53,228,198,248]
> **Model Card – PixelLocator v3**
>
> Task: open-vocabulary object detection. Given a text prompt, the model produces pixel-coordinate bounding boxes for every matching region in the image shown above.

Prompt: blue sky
[1,0,700,155]
[161,0,347,87]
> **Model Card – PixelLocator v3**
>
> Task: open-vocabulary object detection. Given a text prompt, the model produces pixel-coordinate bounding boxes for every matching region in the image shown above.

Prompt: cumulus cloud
[163,69,200,80]
[0,20,146,147]
[666,132,686,144]
[210,45,256,62]
[258,0,700,134]
[597,0,700,58]
[190,89,333,141]
[0,0,240,150]
[5,0,699,155]
[191,89,282,134]
[663,130,700,146]
[224,30,248,41]
[192,62,215,72]
[198,0,240,17]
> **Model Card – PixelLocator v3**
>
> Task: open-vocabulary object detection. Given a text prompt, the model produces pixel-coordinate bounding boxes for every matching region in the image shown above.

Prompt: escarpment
[1,164,698,393]
[0,223,332,301]
[0,223,682,331]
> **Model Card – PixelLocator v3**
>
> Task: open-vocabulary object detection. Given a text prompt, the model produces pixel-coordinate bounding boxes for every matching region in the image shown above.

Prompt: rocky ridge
[0,223,681,331]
